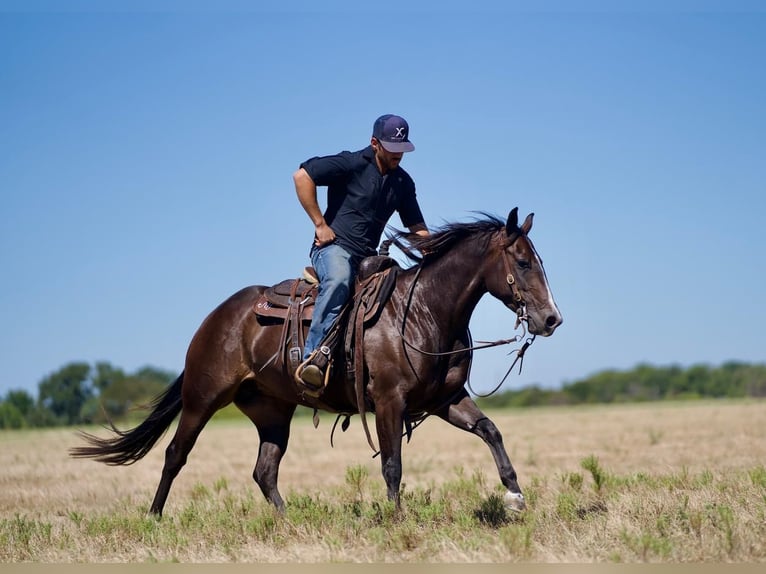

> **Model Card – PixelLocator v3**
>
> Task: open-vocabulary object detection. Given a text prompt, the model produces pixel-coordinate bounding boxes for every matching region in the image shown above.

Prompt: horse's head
[485,208,562,337]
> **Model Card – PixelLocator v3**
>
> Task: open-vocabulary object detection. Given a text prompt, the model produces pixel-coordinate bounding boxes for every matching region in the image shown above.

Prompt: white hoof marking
[504,490,527,512]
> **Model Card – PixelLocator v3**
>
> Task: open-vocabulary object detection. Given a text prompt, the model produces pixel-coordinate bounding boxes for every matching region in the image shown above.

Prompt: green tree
[742,365,766,397]
[5,389,35,417]
[37,362,93,425]
[132,365,176,386]
[0,402,25,429]
[85,364,176,423]
[0,389,37,429]
[91,361,126,393]
[25,404,61,427]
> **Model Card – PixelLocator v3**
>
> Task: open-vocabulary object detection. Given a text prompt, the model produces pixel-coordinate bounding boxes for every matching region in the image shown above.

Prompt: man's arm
[293,167,336,246]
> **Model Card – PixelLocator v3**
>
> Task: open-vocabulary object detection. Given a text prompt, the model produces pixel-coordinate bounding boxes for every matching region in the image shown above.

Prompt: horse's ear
[505,207,519,235]
[521,212,534,234]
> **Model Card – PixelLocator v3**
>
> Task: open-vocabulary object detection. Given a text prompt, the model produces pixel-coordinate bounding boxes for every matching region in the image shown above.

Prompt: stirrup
[294,347,331,397]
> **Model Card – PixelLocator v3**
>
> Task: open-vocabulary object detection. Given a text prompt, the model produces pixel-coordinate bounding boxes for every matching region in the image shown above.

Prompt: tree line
[475,361,766,409]
[2,360,765,429]
[0,362,177,429]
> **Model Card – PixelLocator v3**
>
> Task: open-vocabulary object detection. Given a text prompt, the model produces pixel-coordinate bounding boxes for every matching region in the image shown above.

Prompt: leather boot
[295,346,331,396]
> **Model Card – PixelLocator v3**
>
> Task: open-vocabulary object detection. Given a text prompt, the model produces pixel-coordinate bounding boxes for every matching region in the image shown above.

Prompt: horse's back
[188,284,267,355]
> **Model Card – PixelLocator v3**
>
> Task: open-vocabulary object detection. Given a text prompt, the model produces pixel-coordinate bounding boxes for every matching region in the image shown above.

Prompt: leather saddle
[252,256,400,375]
[253,274,318,322]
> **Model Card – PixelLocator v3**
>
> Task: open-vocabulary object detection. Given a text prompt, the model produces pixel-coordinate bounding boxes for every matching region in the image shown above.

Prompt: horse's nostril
[546,315,560,328]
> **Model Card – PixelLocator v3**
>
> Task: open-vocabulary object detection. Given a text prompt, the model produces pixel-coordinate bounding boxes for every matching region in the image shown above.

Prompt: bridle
[500,235,528,328]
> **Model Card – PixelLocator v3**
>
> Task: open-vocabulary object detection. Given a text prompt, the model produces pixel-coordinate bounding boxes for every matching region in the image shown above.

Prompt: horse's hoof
[504,491,526,512]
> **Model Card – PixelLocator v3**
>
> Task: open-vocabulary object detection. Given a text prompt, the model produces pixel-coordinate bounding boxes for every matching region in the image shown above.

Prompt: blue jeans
[303,243,359,360]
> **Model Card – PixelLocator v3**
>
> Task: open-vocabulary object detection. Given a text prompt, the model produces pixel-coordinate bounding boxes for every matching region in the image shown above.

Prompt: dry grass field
[1,399,765,562]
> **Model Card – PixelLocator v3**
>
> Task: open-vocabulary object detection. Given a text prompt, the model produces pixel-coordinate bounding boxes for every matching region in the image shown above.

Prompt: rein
[355,328,536,459]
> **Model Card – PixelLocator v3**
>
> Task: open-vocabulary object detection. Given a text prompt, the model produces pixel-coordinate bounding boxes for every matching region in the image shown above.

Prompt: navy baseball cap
[372,114,415,153]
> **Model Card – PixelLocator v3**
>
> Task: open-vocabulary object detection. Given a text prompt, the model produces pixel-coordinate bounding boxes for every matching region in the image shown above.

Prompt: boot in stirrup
[295,346,331,397]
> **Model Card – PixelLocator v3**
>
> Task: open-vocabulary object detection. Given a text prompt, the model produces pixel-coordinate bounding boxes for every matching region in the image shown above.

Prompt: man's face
[372,138,404,172]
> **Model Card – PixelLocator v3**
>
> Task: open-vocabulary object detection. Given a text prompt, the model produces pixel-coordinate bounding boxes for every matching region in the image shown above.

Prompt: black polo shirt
[300,146,425,259]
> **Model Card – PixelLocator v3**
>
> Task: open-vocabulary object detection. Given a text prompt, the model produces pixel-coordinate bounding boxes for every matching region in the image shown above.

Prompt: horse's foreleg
[373,397,405,508]
[235,387,296,512]
[435,390,526,511]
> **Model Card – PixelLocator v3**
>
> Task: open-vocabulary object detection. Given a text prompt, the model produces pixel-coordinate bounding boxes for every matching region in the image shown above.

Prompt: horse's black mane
[388,212,507,264]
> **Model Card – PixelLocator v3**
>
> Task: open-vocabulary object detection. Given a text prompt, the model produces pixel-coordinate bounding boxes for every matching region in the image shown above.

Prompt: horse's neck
[406,243,487,334]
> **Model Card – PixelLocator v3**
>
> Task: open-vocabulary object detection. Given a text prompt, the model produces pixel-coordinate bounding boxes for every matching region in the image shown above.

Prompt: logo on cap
[373,114,415,153]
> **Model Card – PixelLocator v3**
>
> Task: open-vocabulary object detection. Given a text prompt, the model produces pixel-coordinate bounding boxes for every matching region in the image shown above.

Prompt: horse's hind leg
[434,390,526,512]
[234,385,296,512]
[150,369,239,516]
[149,404,218,516]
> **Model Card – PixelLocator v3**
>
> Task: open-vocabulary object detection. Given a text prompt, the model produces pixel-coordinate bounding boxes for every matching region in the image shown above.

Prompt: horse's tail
[69,371,185,466]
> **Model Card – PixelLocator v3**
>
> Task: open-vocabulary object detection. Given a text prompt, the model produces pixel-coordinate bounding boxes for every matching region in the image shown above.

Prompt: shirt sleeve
[300,151,356,187]
[397,179,425,228]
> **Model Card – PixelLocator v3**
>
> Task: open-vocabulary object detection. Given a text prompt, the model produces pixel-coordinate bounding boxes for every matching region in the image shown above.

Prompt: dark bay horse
[71,208,562,516]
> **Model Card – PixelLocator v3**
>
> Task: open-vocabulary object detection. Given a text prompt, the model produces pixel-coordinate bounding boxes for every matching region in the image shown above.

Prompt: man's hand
[408,222,429,237]
[294,167,335,247]
[314,221,336,247]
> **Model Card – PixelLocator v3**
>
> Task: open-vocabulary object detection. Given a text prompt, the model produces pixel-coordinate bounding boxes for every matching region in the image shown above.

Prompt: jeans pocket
[311,244,336,281]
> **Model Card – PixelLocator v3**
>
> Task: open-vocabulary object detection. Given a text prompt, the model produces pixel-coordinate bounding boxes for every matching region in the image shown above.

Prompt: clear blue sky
[1,1,764,398]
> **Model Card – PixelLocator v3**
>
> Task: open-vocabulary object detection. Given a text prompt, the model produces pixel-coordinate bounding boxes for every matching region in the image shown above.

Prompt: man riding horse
[70,115,563,517]
[294,114,429,394]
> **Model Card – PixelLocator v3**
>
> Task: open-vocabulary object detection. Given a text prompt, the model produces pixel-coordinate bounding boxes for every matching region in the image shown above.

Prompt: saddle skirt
[253,276,317,322]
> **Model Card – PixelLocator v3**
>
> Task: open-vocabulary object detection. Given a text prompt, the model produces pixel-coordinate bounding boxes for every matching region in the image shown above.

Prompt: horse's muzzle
[529,310,563,337]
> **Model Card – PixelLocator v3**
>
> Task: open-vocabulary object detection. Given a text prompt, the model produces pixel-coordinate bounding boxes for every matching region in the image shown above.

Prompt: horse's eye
[518,260,531,269]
